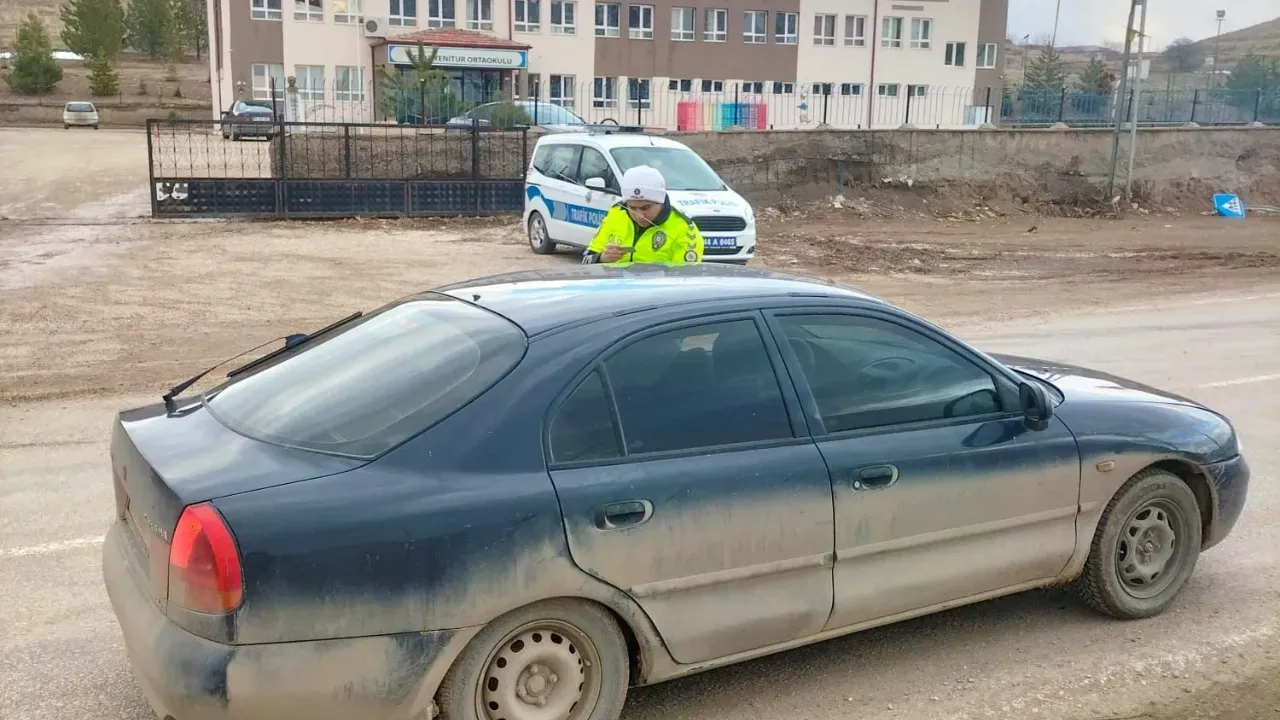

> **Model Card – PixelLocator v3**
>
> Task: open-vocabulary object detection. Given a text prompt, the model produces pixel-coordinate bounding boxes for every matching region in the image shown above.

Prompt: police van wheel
[528,212,556,255]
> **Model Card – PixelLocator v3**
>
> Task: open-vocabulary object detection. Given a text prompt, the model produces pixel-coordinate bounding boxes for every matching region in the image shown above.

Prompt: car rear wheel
[1075,467,1202,619]
[528,212,556,255]
[437,599,629,720]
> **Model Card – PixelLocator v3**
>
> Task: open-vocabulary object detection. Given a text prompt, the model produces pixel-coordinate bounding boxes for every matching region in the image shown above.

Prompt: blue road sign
[1214,193,1247,219]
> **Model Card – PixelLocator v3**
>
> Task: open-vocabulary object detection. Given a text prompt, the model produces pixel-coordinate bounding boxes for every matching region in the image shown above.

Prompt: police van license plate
[705,236,737,249]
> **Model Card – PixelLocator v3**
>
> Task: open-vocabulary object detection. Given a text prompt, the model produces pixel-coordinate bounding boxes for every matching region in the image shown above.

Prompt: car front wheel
[528,212,556,255]
[437,599,629,720]
[1075,466,1202,619]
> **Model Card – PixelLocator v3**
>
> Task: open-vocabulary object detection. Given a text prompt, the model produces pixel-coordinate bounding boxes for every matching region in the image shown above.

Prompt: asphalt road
[2,289,1278,720]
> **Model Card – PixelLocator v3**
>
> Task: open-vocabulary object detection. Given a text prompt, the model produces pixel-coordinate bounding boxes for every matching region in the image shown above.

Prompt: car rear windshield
[203,295,527,459]
[524,103,585,125]
[66,102,95,112]
[235,102,274,114]
[610,146,727,192]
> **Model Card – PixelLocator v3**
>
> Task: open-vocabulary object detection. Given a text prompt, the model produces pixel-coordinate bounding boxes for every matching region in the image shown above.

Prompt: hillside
[1,0,58,49]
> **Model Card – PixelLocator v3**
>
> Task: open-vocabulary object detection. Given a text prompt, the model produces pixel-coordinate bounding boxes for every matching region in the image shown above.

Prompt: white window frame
[594,2,619,36]
[466,0,492,29]
[627,77,651,109]
[739,80,763,94]
[840,82,862,96]
[703,8,726,41]
[774,12,796,44]
[251,0,282,19]
[771,81,793,94]
[593,76,618,107]
[668,78,692,92]
[907,84,927,98]
[335,66,365,101]
[812,13,834,46]
[428,0,456,27]
[295,65,325,101]
[910,18,931,49]
[670,6,694,41]
[977,42,998,69]
[628,4,653,39]
[877,83,900,97]
[389,0,416,25]
[944,41,965,67]
[743,10,766,44]
[701,79,723,92]
[251,63,284,99]
[514,0,539,31]
[881,16,902,48]
[333,0,361,23]
[549,74,575,107]
[811,82,831,96]
[293,0,322,22]
[550,0,575,33]
[844,14,865,47]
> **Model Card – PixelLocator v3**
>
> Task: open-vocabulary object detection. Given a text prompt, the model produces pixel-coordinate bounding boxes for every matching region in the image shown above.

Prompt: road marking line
[0,536,104,559]
[1198,373,1280,389]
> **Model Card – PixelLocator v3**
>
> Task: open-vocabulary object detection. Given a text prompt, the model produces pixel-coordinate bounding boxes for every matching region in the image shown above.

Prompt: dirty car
[102,263,1250,720]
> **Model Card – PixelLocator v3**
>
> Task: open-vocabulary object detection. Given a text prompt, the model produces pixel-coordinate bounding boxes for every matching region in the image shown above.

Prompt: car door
[528,143,583,243]
[765,308,1081,631]
[546,314,836,665]
[569,145,620,247]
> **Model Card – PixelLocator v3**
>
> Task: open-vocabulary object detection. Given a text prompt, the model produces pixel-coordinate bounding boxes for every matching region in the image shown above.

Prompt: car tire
[528,212,556,255]
[437,598,629,720]
[1074,467,1202,620]
[229,126,238,141]
[64,123,69,129]
[93,124,99,130]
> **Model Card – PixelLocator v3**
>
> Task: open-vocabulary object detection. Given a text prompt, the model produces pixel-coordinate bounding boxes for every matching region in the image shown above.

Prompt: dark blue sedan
[103,263,1249,720]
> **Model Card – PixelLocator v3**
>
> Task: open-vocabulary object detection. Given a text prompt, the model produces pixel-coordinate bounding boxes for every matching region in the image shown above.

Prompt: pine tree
[1076,58,1107,91]
[166,0,191,62]
[60,0,125,60]
[87,54,120,95]
[125,0,174,58]
[4,13,63,94]
[1023,46,1068,91]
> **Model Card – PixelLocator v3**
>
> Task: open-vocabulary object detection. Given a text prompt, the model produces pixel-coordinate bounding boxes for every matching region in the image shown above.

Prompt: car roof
[432,263,884,336]
[535,131,693,151]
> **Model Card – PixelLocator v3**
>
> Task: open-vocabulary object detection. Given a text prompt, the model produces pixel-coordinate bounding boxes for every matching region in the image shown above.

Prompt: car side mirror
[284,333,308,349]
[1019,381,1053,431]
[585,177,607,190]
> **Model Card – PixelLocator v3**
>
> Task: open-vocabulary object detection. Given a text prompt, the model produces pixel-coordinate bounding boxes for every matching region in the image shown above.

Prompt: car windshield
[66,102,95,112]
[235,102,274,114]
[203,295,527,458]
[522,103,586,125]
[610,146,727,191]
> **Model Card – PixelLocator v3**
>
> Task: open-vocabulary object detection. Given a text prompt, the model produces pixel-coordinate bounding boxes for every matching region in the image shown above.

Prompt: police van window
[540,145,582,183]
[577,148,618,193]
[603,319,792,455]
[549,370,622,463]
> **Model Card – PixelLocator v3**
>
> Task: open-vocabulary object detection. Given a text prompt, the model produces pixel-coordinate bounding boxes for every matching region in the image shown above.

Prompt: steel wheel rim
[530,216,548,250]
[475,619,602,720]
[1116,498,1188,599]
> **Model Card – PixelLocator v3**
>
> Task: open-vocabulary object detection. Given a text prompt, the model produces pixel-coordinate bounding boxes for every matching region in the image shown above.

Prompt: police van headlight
[743,205,755,223]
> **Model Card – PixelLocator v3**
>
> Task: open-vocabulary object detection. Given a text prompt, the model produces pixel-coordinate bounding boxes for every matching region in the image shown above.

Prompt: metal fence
[252,79,1280,130]
[146,117,529,219]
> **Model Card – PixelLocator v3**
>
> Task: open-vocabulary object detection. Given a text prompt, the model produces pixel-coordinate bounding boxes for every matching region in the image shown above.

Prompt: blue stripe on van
[526,184,609,228]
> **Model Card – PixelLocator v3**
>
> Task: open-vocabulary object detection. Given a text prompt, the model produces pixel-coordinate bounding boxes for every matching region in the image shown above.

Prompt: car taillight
[168,502,243,614]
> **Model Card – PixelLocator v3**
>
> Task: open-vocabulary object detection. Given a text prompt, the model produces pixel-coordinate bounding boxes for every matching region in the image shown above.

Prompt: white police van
[523,125,757,263]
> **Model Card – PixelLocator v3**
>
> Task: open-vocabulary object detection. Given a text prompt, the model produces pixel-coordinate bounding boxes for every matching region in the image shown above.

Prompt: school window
[595,2,619,36]
[293,0,321,22]
[668,78,692,92]
[844,14,865,46]
[701,79,723,92]
[333,0,360,22]
[295,65,324,101]
[743,10,766,43]
[704,8,726,41]
[335,66,364,101]
[466,0,492,29]
[811,82,832,96]
[521,72,541,98]
[549,74,575,107]
[550,0,575,33]
[389,0,416,25]
[514,0,539,31]
[881,16,902,48]
[593,76,618,107]
[671,7,694,41]
[628,77,651,108]
[734,81,760,93]
[908,84,928,97]
[840,82,862,96]
[877,83,900,97]
[945,41,966,66]
[813,14,835,46]
[977,42,998,68]
[251,63,284,99]
[774,12,797,44]
[628,4,653,39]
[251,0,282,20]
[771,81,793,94]
[910,18,931,49]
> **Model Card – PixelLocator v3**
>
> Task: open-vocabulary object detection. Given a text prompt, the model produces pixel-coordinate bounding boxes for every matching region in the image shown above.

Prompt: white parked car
[63,101,99,129]
[523,126,757,263]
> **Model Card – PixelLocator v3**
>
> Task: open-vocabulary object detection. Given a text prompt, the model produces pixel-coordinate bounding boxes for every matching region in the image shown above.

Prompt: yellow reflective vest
[584,203,705,265]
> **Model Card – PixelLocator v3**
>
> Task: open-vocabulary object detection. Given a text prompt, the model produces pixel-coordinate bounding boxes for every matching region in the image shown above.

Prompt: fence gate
[146,118,529,219]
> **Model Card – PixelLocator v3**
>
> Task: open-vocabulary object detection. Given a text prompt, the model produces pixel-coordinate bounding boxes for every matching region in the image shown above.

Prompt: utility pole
[1106,0,1140,200]
[1210,10,1226,89]
[1124,0,1149,202]
[1051,0,1063,48]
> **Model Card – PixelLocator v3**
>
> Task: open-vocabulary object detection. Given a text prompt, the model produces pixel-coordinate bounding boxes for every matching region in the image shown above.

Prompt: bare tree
[1162,37,1204,74]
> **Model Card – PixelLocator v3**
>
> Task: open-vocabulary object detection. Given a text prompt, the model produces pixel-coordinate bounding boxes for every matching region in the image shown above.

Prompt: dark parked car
[220,99,277,140]
[103,264,1249,720]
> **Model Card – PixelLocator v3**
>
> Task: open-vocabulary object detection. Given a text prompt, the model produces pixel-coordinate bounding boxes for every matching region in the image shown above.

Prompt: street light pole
[1211,10,1226,89]
[1124,0,1149,203]
[1051,0,1063,48]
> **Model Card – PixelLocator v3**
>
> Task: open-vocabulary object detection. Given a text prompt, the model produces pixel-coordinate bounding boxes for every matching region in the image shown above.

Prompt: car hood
[990,353,1206,408]
[669,190,753,221]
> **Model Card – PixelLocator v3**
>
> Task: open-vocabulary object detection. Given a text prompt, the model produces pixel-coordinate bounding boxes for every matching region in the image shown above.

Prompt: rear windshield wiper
[161,311,363,413]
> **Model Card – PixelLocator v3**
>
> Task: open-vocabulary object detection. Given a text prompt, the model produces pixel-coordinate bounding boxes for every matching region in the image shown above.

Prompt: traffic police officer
[581,165,705,265]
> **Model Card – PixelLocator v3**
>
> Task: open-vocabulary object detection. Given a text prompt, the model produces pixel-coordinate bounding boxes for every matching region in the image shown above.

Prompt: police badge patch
[651,231,667,251]
[685,250,698,262]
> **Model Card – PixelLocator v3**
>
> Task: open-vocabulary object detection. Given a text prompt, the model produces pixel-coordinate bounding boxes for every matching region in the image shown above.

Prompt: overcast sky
[1007,0,1276,50]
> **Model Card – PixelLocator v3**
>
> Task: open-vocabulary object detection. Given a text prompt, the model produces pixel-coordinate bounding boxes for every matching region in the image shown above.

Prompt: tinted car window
[523,102,585,125]
[776,314,1002,433]
[577,147,617,191]
[204,296,527,458]
[604,319,792,455]
[549,371,621,463]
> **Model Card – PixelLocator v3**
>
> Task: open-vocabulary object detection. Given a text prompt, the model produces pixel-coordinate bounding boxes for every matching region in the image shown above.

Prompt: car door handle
[595,500,654,531]
[853,464,900,491]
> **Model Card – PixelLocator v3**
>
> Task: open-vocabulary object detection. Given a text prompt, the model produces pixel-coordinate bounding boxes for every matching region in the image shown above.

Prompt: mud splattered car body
[102,263,1249,720]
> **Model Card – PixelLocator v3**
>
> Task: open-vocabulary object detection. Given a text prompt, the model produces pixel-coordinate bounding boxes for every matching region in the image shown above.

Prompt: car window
[577,147,617,192]
[525,103,585,125]
[534,144,581,183]
[549,371,622,463]
[203,296,527,459]
[604,319,792,455]
[776,314,1002,434]
[609,146,726,192]
[468,104,496,121]
[66,102,95,112]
